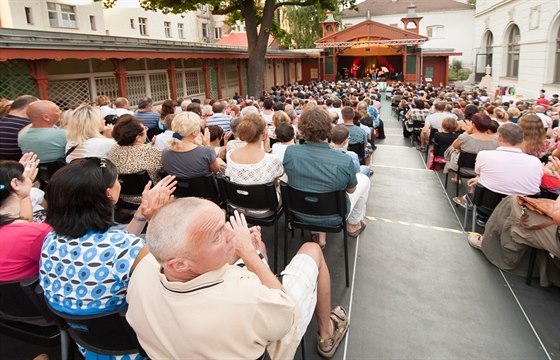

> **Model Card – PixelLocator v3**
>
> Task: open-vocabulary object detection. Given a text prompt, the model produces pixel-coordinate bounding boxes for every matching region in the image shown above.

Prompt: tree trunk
[241,0,275,97]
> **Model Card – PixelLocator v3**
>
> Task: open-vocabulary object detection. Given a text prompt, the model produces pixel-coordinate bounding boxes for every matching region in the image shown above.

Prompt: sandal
[347,222,366,237]
[311,232,326,250]
[317,306,349,358]
[467,232,483,249]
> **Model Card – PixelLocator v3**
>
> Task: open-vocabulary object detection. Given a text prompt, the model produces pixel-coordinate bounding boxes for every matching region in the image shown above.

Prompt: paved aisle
[337,100,556,359]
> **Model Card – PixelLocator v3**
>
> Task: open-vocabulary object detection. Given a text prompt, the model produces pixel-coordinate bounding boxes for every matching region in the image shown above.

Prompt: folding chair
[37,161,66,190]
[410,120,424,146]
[217,177,283,273]
[462,184,508,231]
[445,151,477,198]
[347,142,366,165]
[0,277,71,359]
[117,171,152,210]
[174,174,222,205]
[280,182,351,287]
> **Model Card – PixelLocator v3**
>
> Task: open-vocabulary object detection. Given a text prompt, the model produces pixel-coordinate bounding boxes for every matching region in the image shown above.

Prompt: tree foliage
[97,0,356,96]
[283,6,342,49]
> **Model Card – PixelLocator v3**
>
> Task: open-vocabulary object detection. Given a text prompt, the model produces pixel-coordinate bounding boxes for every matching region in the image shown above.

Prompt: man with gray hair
[453,123,542,207]
[126,198,348,359]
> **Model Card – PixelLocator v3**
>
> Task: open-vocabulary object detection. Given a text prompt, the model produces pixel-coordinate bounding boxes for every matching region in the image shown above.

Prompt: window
[555,25,560,83]
[483,31,493,67]
[47,2,76,28]
[202,23,209,40]
[426,25,444,39]
[24,7,33,25]
[506,25,520,77]
[178,23,184,39]
[164,21,172,38]
[214,27,222,39]
[89,16,96,31]
[139,17,147,35]
[130,18,135,29]
[200,4,208,12]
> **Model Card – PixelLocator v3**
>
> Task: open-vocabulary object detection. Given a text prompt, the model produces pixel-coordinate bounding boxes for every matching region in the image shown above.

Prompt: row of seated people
[0,103,374,358]
[398,94,560,287]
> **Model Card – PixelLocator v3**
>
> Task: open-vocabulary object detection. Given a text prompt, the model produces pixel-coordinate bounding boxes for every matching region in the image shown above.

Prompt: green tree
[451,59,462,79]
[98,0,356,97]
[282,7,337,49]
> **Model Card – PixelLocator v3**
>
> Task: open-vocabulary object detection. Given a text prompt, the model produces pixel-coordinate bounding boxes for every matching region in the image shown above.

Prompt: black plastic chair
[445,151,478,198]
[37,161,66,190]
[0,277,71,359]
[45,303,147,358]
[217,177,283,273]
[347,142,366,165]
[462,184,508,231]
[117,171,152,210]
[280,182,351,287]
[174,174,222,205]
[424,128,439,161]
[410,120,424,146]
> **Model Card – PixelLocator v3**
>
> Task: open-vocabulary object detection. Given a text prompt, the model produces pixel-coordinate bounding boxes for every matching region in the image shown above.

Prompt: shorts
[280,254,318,337]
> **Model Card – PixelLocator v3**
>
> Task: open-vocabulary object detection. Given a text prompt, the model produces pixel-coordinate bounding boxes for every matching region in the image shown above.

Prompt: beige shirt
[126,255,298,359]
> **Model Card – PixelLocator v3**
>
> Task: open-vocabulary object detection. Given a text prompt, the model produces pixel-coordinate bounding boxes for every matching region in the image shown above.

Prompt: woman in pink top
[0,153,51,281]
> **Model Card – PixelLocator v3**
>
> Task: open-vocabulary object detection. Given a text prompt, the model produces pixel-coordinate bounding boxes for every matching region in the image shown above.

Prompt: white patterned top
[225,152,284,185]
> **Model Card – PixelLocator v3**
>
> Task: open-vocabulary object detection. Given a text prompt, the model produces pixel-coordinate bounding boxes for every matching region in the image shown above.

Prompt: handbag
[517,196,557,230]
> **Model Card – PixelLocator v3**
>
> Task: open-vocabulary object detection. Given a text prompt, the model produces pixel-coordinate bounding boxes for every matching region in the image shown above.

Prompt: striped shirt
[0,114,31,160]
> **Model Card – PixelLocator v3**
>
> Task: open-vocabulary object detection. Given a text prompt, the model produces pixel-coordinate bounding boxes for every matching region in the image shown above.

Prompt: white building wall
[343,9,476,70]
[0,0,105,35]
[103,4,198,42]
[474,0,560,99]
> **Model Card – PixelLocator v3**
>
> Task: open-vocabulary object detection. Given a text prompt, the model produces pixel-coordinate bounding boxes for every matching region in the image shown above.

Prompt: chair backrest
[411,120,425,130]
[472,184,507,209]
[217,177,278,215]
[457,151,477,171]
[118,171,152,196]
[37,161,66,189]
[280,182,347,219]
[347,142,365,164]
[174,174,221,203]
[0,278,45,322]
[46,305,143,356]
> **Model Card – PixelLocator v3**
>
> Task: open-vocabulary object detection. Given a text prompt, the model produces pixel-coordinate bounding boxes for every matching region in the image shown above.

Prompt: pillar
[28,59,50,100]
[203,59,211,99]
[166,59,177,101]
[237,59,244,96]
[273,59,277,87]
[111,59,127,98]
[215,59,223,99]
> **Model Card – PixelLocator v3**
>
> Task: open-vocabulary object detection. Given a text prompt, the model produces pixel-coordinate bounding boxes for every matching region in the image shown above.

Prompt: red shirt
[0,222,51,281]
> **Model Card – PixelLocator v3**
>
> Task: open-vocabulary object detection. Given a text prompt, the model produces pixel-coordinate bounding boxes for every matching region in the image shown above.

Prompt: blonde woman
[267,110,291,139]
[161,111,220,178]
[65,105,115,163]
[494,107,509,125]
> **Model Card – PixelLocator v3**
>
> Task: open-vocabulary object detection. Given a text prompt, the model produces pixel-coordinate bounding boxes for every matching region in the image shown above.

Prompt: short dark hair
[186,102,202,116]
[299,106,332,142]
[464,104,479,120]
[275,123,294,142]
[331,125,349,145]
[341,107,354,121]
[112,115,145,146]
[207,125,224,142]
[137,97,153,109]
[263,98,274,110]
[0,161,25,226]
[10,95,38,110]
[46,158,117,238]
[471,113,495,133]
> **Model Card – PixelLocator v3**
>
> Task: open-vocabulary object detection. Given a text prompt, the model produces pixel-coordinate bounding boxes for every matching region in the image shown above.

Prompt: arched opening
[555,24,560,83]
[506,24,520,77]
[483,31,493,67]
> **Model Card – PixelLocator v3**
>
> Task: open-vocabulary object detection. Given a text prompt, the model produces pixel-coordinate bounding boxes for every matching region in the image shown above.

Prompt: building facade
[0,0,319,106]
[341,0,475,70]
[473,0,560,99]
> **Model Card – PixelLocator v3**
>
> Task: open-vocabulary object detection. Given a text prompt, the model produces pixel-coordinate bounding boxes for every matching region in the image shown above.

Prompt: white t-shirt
[65,137,116,163]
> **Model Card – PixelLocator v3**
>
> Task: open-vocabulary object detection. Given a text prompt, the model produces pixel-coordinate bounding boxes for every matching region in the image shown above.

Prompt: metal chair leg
[344,230,350,288]
[284,219,289,270]
[526,247,537,285]
[273,219,278,274]
[301,334,307,360]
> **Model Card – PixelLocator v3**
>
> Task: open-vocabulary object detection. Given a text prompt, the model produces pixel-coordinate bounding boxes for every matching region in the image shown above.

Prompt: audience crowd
[1,78,560,358]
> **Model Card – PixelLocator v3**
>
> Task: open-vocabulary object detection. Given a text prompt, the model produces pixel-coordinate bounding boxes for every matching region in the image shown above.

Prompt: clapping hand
[227,211,255,259]
[138,175,177,220]
[19,152,40,182]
